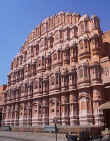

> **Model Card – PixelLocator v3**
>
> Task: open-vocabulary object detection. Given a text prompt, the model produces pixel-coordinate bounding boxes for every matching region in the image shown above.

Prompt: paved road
[0,131,65,141]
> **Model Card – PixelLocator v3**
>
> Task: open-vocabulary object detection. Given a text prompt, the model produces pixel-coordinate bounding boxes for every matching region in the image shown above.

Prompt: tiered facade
[2,12,110,127]
[0,85,7,126]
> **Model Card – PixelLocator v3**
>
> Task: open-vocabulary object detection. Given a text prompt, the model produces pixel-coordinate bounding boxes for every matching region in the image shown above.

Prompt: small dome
[91,14,97,19]
[58,11,64,15]
[79,14,89,23]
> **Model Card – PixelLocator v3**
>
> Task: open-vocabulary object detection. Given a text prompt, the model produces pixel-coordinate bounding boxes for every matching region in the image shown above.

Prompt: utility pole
[53,118,58,141]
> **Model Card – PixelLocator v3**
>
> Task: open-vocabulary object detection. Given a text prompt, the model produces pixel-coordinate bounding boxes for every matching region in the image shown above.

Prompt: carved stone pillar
[9,106,12,126]
[61,94,70,126]
[49,97,55,125]
[6,106,10,126]
[93,86,104,127]
[79,89,93,126]
[23,103,27,127]
[42,98,49,126]
[69,92,79,126]
[27,102,32,127]
[37,100,42,126]
[55,96,61,125]
[19,103,25,127]
[11,105,15,127]
[49,96,61,126]
[14,104,19,127]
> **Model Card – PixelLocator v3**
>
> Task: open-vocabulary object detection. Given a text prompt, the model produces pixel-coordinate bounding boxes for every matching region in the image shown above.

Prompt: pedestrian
[65,133,77,141]
[65,133,69,141]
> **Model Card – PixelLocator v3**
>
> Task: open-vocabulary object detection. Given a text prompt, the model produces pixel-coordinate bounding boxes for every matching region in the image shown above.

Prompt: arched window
[25,83,28,93]
[84,65,88,77]
[51,76,55,85]
[42,56,45,66]
[80,22,84,33]
[56,73,59,84]
[35,44,39,55]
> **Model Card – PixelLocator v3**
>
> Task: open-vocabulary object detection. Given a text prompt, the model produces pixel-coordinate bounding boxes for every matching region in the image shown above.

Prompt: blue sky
[0,0,110,84]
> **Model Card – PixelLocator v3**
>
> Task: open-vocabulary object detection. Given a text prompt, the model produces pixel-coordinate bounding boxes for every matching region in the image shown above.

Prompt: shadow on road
[0,135,34,141]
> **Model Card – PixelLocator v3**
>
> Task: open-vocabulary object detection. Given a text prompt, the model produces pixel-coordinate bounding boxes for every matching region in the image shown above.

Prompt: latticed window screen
[79,67,83,78]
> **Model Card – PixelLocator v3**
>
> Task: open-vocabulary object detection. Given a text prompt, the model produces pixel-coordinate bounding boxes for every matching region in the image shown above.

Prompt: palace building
[2,11,110,128]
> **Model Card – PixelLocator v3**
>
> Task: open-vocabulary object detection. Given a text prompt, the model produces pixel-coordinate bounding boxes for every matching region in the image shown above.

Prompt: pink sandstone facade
[0,85,7,126]
[0,85,7,113]
[2,11,110,128]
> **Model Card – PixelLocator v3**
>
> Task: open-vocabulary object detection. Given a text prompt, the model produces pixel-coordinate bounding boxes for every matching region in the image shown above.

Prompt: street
[0,131,65,141]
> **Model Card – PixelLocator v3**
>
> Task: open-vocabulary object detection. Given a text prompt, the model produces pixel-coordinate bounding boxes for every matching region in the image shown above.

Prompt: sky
[0,0,110,85]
